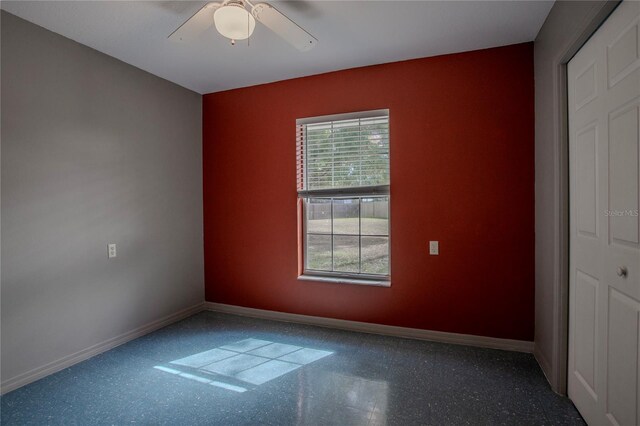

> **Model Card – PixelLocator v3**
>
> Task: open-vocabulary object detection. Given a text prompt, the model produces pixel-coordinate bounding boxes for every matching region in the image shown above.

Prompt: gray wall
[534,0,618,394]
[1,11,203,389]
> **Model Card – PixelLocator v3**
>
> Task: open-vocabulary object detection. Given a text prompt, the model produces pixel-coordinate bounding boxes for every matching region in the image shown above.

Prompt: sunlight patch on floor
[154,338,333,392]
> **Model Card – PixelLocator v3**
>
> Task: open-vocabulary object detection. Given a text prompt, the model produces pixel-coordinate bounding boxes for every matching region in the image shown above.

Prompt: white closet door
[568,1,640,425]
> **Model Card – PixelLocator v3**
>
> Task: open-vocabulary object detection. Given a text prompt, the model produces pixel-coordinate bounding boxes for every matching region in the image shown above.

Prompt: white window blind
[297,112,389,193]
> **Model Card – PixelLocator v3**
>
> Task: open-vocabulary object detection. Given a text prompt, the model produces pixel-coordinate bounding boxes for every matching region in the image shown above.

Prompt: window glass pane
[332,121,361,188]
[305,125,334,190]
[306,235,331,271]
[361,197,389,236]
[306,198,331,234]
[333,198,359,235]
[361,236,389,275]
[333,235,359,273]
[301,115,389,191]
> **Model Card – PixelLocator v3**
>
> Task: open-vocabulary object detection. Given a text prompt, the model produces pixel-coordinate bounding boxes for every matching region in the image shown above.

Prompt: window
[296,110,390,285]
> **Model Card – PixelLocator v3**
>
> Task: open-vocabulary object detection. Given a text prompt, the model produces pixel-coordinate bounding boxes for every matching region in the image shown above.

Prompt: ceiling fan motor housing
[214,0,256,42]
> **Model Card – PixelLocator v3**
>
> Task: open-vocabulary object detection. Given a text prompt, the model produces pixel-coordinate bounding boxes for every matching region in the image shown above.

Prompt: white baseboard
[2,301,535,395]
[0,302,205,395]
[204,302,534,353]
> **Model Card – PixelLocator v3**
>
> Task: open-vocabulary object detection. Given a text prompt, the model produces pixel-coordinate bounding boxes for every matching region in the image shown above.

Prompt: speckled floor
[1,311,584,425]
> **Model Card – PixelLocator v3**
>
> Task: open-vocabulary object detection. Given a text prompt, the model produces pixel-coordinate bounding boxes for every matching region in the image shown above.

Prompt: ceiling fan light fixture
[214,1,256,41]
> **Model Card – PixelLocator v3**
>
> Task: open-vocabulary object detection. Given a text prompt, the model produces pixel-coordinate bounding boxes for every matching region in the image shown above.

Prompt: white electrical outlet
[429,241,439,255]
[108,243,117,258]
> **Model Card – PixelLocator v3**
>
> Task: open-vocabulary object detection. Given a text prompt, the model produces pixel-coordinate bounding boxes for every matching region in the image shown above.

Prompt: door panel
[569,2,640,425]
[574,270,598,396]
[609,102,639,246]
[606,288,639,426]
[576,62,598,110]
[607,18,639,87]
[576,124,599,237]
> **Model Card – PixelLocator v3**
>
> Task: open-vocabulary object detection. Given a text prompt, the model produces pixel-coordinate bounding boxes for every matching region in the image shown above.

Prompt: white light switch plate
[108,243,117,258]
[429,241,439,255]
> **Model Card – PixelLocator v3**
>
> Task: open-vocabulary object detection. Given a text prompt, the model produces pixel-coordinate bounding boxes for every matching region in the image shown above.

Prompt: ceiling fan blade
[168,2,220,42]
[251,3,317,52]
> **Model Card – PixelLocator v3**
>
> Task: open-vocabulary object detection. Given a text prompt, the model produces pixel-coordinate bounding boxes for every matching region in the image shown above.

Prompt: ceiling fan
[168,0,317,51]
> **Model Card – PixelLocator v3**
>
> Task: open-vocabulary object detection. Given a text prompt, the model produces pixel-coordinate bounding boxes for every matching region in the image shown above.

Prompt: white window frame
[296,110,390,287]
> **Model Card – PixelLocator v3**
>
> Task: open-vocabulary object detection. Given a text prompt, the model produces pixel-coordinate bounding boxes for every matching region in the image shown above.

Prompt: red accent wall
[203,43,535,341]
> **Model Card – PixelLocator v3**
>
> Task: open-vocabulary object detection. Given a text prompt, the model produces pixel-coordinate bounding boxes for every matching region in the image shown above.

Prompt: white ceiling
[1,1,554,94]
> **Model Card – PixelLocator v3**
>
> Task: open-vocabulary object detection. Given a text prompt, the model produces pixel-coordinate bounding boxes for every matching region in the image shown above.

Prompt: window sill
[297,274,390,287]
